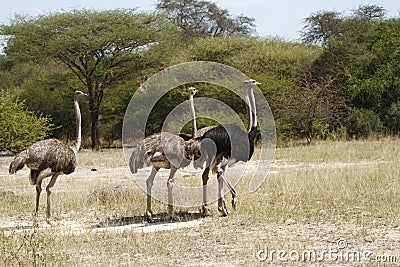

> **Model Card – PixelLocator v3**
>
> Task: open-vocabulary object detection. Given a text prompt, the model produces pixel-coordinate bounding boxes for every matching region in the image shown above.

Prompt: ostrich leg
[220,175,238,210]
[34,169,53,219]
[201,166,211,216]
[146,167,159,222]
[46,172,61,223]
[35,182,42,217]
[217,174,228,216]
[167,166,178,221]
[216,163,229,216]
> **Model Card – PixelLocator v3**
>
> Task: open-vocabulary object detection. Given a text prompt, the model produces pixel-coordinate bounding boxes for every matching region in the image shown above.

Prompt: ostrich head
[9,151,27,174]
[74,90,87,100]
[188,87,198,96]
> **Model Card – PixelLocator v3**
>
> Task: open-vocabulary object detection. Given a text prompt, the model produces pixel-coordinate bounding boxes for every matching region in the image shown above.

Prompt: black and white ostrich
[195,79,260,216]
[182,86,239,215]
[9,90,87,223]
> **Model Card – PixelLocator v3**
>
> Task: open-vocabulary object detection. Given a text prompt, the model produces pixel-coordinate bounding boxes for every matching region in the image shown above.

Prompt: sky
[0,0,399,41]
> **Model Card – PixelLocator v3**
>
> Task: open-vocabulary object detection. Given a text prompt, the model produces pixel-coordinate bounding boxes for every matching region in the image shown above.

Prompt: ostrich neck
[247,85,258,159]
[72,98,82,155]
[245,96,253,134]
[243,83,253,134]
[189,94,197,137]
[248,86,258,130]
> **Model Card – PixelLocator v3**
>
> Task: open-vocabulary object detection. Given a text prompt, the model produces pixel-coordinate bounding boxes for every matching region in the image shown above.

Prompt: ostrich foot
[168,212,180,222]
[145,210,154,223]
[231,195,238,210]
[201,204,211,217]
[32,214,39,228]
[45,219,53,226]
[218,206,228,216]
[218,199,228,216]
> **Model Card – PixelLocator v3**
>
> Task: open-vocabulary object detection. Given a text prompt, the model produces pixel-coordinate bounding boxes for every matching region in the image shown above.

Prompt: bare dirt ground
[1,144,400,266]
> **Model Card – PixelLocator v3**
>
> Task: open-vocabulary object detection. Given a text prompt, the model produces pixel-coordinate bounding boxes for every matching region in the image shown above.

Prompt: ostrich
[9,90,87,223]
[182,86,237,216]
[129,128,199,222]
[195,79,260,216]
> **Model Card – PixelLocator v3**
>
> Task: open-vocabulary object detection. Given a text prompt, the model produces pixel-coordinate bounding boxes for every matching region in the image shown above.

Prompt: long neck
[189,94,197,137]
[243,83,253,134]
[246,84,258,159]
[72,98,82,155]
[248,85,258,131]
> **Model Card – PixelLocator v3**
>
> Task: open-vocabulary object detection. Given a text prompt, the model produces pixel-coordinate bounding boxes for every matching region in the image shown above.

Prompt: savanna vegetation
[0,0,399,151]
[1,2,400,266]
[1,138,399,265]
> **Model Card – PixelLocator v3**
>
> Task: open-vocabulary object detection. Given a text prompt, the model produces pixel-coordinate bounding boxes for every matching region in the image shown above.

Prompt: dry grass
[1,138,400,266]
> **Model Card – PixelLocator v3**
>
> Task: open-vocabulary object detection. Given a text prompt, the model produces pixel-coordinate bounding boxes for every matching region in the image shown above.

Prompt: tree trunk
[88,81,103,151]
[90,109,100,150]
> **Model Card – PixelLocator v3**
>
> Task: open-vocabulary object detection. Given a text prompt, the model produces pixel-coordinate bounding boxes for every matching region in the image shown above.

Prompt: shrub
[385,101,400,134]
[0,94,52,152]
[346,108,384,138]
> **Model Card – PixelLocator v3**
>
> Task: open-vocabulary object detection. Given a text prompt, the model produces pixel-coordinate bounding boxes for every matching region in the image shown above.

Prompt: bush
[0,94,53,152]
[346,108,384,138]
[385,101,400,134]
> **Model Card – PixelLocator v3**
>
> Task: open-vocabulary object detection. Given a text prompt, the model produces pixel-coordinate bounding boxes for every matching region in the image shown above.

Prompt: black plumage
[200,123,255,162]
[195,79,260,216]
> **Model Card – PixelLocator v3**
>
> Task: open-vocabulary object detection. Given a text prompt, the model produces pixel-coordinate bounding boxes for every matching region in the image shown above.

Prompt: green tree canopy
[1,9,179,149]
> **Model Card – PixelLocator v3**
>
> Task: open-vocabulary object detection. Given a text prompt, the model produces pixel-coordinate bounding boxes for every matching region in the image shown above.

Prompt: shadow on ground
[0,225,33,232]
[94,211,204,229]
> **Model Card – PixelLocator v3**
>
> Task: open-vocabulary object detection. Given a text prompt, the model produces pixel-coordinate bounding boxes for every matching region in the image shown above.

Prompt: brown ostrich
[9,90,86,224]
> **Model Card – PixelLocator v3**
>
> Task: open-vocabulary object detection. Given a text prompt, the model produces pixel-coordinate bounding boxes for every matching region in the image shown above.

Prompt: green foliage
[301,10,343,45]
[18,70,90,142]
[1,4,400,146]
[100,81,137,146]
[385,101,400,134]
[301,5,400,140]
[346,108,384,138]
[348,21,400,129]
[280,75,344,143]
[0,94,52,152]
[301,5,386,46]
[185,37,321,129]
[1,9,180,149]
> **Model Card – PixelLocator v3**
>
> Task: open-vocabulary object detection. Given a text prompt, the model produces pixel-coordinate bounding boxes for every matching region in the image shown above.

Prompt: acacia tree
[301,5,386,46]
[156,0,256,37]
[300,10,343,46]
[1,9,178,149]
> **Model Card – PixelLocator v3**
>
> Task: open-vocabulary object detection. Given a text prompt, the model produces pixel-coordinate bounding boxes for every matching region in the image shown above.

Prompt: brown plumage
[10,139,76,186]
[129,130,200,222]
[9,90,86,223]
